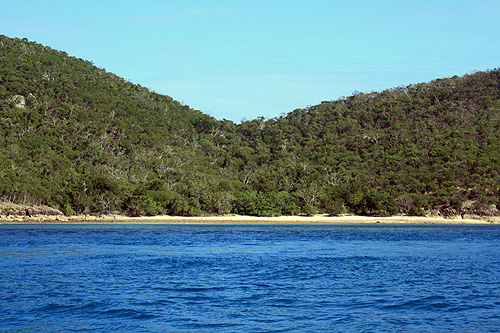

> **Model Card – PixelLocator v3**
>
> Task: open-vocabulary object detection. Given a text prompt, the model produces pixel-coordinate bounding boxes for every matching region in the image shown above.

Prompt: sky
[1,0,499,122]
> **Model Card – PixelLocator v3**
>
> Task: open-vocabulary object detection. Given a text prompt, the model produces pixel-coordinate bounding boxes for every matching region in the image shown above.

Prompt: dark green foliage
[321,198,346,216]
[302,204,318,217]
[349,190,399,217]
[232,191,298,217]
[1,35,500,217]
[124,195,162,217]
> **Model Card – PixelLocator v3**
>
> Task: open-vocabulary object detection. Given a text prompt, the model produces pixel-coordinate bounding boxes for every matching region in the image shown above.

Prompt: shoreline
[1,213,499,225]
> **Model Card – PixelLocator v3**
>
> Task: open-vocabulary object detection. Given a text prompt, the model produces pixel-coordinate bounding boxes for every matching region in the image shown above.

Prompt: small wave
[446,304,498,312]
[177,286,222,292]
[37,300,107,315]
[100,308,156,320]
[382,295,450,311]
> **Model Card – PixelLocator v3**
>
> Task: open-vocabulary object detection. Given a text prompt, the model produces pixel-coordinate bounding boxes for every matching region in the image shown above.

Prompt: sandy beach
[1,213,499,224]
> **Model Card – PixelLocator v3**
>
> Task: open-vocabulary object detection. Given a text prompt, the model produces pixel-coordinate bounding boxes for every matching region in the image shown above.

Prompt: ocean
[1,224,499,332]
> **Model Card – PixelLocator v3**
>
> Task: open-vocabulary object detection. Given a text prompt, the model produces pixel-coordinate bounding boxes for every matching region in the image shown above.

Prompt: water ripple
[1,224,500,332]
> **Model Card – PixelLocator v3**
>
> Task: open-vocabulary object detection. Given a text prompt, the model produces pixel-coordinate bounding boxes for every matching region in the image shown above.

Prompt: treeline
[1,35,499,217]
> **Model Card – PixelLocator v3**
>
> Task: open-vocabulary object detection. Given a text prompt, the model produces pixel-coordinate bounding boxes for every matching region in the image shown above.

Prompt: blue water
[1,224,499,332]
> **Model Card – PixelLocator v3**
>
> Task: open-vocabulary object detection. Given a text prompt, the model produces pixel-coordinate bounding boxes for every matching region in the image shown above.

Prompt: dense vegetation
[1,35,499,217]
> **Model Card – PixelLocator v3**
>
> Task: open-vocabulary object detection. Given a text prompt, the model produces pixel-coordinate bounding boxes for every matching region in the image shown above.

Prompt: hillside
[1,35,500,217]
[252,72,500,217]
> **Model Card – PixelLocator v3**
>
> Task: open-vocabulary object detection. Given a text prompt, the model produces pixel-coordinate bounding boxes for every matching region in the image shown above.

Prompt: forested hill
[1,35,500,217]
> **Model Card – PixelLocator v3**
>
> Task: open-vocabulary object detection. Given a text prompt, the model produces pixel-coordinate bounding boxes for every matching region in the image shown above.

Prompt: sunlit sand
[1,213,498,224]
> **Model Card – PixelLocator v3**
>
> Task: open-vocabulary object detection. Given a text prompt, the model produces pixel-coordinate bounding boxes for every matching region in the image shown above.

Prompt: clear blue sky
[2,0,499,122]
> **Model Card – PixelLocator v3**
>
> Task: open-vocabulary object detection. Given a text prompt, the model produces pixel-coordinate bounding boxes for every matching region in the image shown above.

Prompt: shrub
[302,204,318,216]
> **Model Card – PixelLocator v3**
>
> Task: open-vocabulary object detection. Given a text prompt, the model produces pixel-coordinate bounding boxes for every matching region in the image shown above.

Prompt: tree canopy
[1,35,499,217]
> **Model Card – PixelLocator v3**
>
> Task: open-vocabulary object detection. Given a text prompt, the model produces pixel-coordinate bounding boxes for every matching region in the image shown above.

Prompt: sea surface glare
[1,224,499,332]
